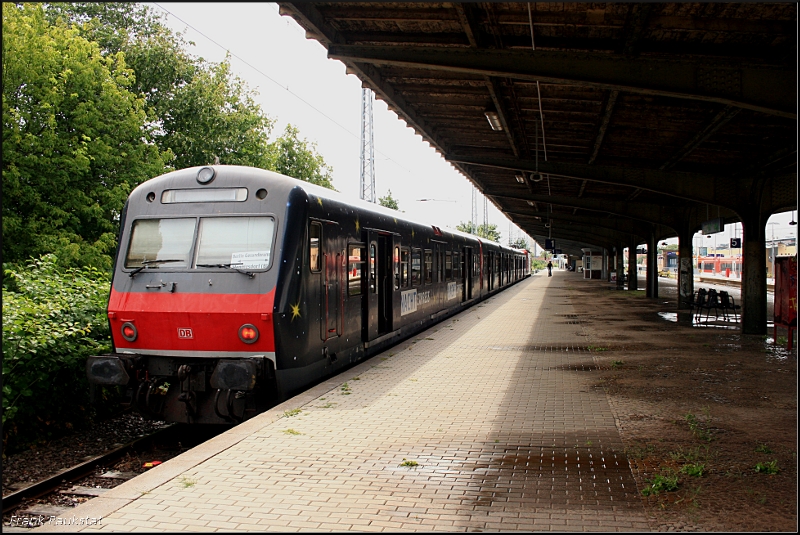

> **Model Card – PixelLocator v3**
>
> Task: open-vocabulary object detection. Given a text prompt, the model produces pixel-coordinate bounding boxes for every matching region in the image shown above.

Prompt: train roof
[141,165,523,253]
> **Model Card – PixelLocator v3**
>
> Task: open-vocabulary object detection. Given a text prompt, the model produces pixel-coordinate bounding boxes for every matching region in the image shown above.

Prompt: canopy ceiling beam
[327,45,796,118]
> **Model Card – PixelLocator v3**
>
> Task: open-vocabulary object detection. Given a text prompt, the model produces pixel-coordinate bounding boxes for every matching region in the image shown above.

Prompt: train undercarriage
[87,354,277,424]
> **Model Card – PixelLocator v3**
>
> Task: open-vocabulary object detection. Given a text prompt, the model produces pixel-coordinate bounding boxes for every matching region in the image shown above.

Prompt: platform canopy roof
[278,2,797,256]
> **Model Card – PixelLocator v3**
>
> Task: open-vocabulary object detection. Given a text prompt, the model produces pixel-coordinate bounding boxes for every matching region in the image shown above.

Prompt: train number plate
[178,328,194,339]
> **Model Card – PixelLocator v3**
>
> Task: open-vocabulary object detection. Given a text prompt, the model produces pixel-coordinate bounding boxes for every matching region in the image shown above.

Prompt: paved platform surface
[40,273,652,532]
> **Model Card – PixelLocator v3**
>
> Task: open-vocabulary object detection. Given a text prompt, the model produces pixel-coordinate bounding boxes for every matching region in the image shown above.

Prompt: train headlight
[121,322,138,342]
[238,324,259,344]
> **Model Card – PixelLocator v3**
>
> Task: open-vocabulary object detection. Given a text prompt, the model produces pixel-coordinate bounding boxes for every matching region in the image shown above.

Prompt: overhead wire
[152,2,414,174]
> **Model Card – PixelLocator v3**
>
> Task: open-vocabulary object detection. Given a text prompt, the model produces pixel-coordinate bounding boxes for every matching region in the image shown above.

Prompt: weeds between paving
[562,280,796,532]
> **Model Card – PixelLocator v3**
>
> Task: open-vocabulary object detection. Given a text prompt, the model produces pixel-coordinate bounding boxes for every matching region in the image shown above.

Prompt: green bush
[2,254,113,452]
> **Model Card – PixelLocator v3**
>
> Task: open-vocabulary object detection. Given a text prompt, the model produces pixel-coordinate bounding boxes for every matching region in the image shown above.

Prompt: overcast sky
[153,2,796,253]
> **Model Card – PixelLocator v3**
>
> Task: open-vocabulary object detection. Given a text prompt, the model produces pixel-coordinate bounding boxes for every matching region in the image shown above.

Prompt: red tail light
[121,322,138,342]
[239,324,259,344]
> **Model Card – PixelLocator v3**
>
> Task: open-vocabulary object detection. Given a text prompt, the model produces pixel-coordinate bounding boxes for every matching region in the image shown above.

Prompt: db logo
[178,328,194,339]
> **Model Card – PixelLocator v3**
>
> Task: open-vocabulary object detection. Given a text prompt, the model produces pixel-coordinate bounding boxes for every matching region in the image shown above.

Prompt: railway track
[2,424,226,527]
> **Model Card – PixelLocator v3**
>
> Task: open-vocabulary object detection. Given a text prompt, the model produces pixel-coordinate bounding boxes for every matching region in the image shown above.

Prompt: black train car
[87,166,529,423]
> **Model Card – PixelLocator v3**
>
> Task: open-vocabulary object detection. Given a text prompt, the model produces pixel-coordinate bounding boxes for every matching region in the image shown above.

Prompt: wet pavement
[39,274,657,532]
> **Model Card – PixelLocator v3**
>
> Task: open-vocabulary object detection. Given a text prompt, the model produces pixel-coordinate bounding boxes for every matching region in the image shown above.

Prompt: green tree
[44,3,274,170]
[378,190,400,210]
[5,2,335,269]
[162,57,274,169]
[509,237,529,250]
[456,221,501,242]
[266,124,334,189]
[2,3,166,269]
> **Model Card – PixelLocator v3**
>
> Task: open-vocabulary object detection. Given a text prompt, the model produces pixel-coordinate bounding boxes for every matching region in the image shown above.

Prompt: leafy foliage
[680,463,705,477]
[531,259,548,271]
[508,237,529,250]
[456,221,501,242]
[640,472,679,496]
[266,124,335,189]
[2,3,167,269]
[43,2,274,171]
[5,3,336,271]
[754,460,779,474]
[378,190,400,210]
[2,255,113,452]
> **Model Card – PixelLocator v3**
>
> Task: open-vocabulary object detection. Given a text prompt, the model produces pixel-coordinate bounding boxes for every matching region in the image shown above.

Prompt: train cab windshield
[124,216,275,271]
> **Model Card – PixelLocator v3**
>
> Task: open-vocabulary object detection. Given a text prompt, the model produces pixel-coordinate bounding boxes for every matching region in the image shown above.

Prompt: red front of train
[87,166,289,424]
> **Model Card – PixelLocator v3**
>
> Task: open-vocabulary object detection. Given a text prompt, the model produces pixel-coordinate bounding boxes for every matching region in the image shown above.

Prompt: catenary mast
[359,88,376,203]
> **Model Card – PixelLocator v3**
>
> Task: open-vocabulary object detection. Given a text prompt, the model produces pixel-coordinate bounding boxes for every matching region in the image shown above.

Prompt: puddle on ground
[764,337,796,361]
[655,311,740,330]
[488,345,589,352]
[552,364,599,372]
[657,312,678,322]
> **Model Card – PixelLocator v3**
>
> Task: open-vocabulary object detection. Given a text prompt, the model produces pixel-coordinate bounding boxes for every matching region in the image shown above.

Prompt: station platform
[43,273,653,532]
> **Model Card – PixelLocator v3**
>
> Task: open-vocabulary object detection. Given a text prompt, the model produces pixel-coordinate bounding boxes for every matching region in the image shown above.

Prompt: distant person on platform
[547,260,553,277]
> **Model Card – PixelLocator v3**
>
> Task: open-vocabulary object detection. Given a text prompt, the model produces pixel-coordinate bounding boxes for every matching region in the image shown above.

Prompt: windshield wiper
[129,259,184,278]
[196,263,256,278]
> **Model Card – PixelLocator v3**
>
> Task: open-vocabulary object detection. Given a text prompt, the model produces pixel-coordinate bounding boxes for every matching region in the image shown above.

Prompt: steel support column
[677,226,695,310]
[628,239,639,291]
[615,246,625,290]
[646,233,658,298]
[741,211,768,335]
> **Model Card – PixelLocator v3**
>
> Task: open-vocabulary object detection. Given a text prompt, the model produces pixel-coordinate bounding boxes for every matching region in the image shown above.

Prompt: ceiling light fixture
[515,174,525,183]
[484,110,503,131]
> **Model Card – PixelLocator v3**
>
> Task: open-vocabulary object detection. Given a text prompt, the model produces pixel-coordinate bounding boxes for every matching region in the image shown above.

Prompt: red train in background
[696,255,743,278]
[87,165,529,424]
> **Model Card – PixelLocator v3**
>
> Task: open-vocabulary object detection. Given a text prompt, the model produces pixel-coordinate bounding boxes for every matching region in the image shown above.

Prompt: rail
[2,425,176,515]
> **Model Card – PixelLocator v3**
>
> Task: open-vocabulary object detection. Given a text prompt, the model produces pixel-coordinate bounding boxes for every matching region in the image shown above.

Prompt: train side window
[455,251,461,279]
[309,222,322,272]
[438,246,444,282]
[424,249,432,284]
[445,251,452,280]
[370,243,377,294]
[401,247,410,288]
[394,246,400,290]
[411,248,421,287]
[348,244,365,297]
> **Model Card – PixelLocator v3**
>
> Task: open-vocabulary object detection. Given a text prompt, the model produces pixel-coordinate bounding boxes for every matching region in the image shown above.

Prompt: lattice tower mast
[471,186,478,233]
[359,88,376,203]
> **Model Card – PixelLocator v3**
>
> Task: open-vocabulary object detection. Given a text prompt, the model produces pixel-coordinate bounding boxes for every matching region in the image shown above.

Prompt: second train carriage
[87,166,529,424]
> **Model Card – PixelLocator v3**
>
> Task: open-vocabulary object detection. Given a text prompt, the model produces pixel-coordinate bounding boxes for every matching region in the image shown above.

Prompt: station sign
[730,238,742,248]
[702,217,723,235]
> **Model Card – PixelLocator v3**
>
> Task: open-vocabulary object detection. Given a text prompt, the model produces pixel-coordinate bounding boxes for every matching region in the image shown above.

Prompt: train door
[487,252,494,291]
[462,247,473,301]
[364,237,379,342]
[364,232,393,343]
[478,243,484,296]
[378,235,392,334]
[321,223,341,341]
